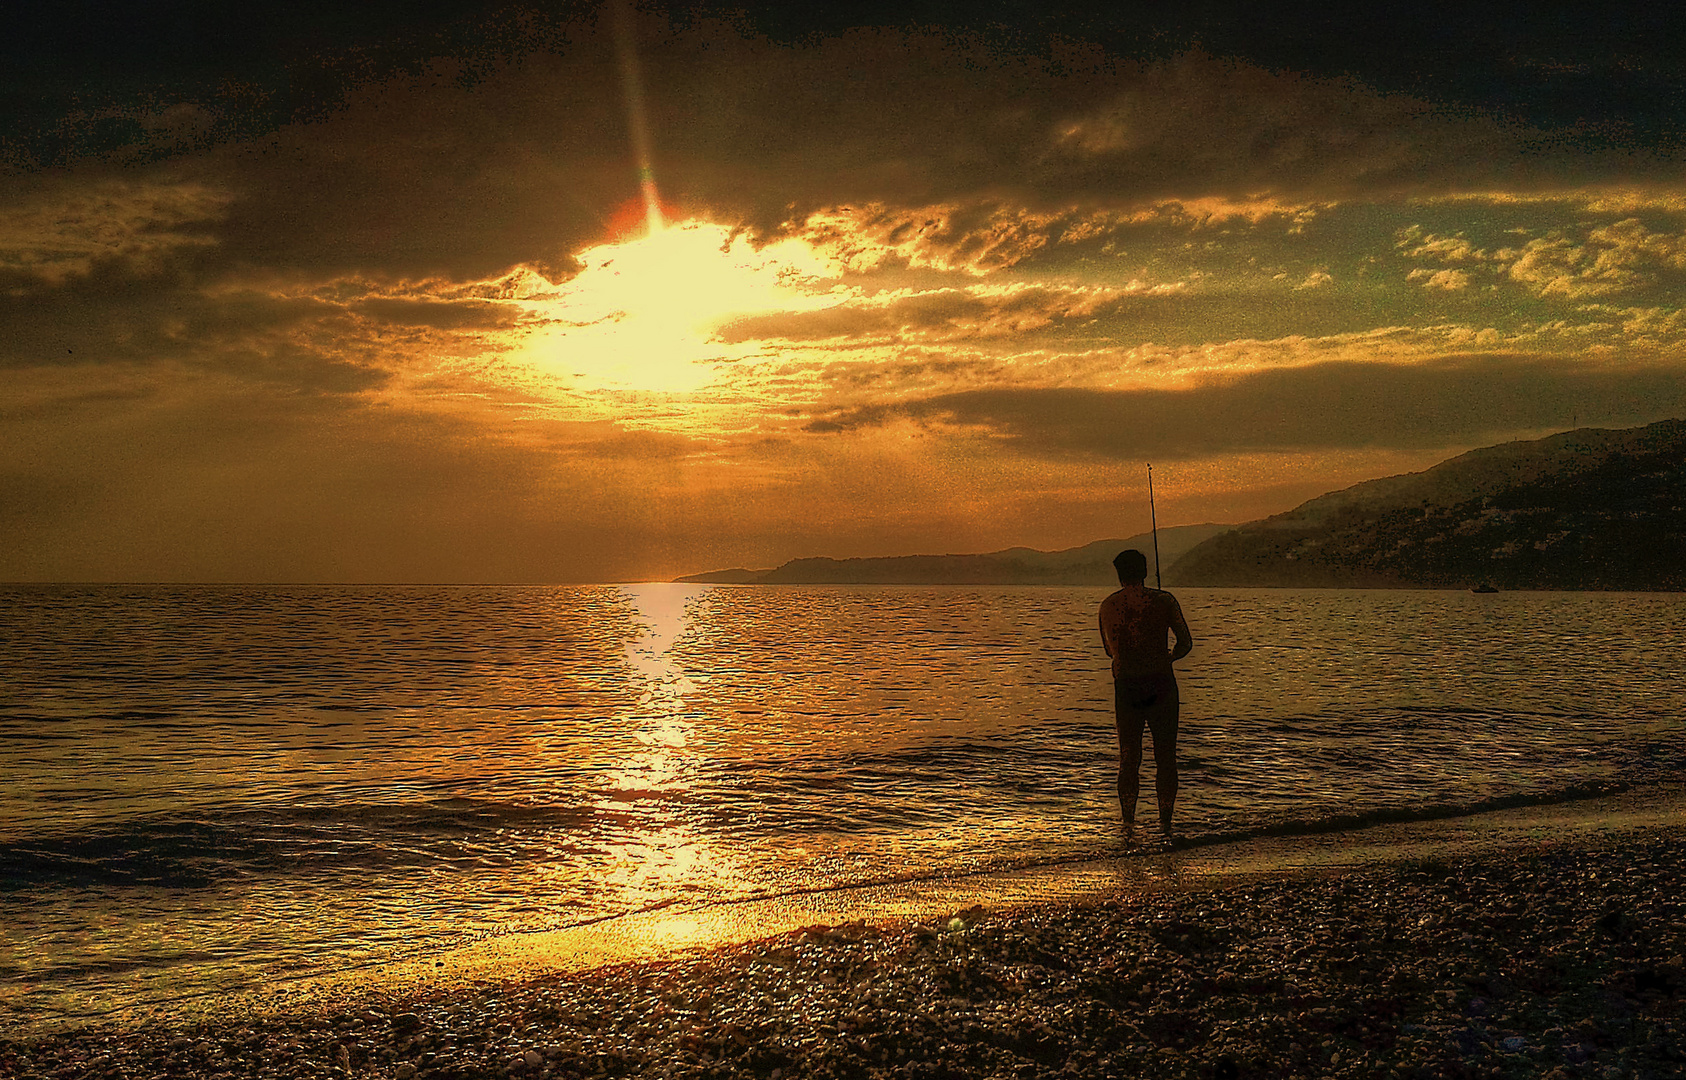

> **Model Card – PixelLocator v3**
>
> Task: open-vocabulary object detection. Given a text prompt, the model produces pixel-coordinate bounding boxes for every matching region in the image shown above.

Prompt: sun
[518,220,846,393]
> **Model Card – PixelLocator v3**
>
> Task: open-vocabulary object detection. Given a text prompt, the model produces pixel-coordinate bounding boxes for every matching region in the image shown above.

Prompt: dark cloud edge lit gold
[2,3,1685,581]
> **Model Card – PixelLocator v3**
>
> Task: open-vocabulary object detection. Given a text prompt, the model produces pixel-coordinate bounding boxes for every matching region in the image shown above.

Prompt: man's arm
[1097,603,1113,657]
[1167,596,1193,664]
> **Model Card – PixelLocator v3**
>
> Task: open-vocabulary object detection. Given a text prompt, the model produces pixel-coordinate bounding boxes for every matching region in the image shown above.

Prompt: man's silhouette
[1098,548,1192,835]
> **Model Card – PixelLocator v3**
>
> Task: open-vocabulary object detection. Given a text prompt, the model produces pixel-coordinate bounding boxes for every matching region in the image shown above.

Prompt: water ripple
[1,583,1682,1027]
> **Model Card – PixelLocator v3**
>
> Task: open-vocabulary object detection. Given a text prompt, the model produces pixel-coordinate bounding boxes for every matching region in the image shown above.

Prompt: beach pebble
[1448,1023,1487,1053]
[5,832,1684,1080]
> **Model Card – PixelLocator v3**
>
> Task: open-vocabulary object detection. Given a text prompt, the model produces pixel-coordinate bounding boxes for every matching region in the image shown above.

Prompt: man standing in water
[1098,549,1193,836]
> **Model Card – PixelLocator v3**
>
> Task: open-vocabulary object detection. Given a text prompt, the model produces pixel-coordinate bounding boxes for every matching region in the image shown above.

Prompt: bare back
[1098,585,1192,681]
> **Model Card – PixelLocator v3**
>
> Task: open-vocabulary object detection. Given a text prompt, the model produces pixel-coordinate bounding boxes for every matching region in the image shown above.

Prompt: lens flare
[612,0,665,238]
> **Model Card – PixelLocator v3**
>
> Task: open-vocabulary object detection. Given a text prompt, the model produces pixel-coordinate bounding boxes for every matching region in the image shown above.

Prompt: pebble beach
[5,813,1682,1080]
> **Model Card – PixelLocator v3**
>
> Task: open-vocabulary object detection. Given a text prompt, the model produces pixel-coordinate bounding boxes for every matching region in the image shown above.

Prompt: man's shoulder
[1147,587,1181,608]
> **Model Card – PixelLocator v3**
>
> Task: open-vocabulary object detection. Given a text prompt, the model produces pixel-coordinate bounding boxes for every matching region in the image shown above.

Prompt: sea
[3,584,1683,1033]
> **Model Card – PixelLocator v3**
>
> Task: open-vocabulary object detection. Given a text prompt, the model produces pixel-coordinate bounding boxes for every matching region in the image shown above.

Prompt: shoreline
[18,782,1678,1037]
[257,782,1686,1016]
[4,786,1682,1078]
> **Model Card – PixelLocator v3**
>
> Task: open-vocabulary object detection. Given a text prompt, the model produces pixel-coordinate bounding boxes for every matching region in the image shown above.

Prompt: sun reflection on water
[594,583,742,906]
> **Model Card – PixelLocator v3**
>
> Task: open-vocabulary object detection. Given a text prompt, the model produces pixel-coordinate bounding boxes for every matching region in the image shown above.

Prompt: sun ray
[611,0,665,238]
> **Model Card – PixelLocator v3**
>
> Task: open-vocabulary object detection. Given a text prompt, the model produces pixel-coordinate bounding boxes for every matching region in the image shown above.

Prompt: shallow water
[2,584,1683,1029]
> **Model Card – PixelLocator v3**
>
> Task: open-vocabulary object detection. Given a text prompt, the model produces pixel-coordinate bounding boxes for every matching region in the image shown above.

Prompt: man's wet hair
[1113,548,1149,583]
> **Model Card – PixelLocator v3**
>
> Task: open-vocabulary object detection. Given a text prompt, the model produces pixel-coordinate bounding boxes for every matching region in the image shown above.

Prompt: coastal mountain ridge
[677,418,1684,590]
[674,525,1233,585]
[1168,418,1686,590]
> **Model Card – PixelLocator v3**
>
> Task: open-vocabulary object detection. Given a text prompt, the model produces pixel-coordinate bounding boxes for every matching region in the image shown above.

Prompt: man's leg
[1114,681,1146,826]
[1145,682,1180,834]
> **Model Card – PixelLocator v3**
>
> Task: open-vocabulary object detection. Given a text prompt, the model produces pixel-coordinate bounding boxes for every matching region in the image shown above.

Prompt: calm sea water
[3,584,1683,1030]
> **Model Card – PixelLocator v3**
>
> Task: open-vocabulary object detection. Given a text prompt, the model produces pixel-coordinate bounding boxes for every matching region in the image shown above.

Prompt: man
[1098,548,1193,835]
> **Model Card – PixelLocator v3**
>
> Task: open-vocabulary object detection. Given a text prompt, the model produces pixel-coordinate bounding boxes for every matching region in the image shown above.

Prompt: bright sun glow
[520,221,847,393]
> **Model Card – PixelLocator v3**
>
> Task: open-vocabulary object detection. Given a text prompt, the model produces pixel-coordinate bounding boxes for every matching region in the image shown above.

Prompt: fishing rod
[1148,463,1161,590]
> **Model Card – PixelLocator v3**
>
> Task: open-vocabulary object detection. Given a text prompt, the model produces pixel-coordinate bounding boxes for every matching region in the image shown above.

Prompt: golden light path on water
[593,584,741,936]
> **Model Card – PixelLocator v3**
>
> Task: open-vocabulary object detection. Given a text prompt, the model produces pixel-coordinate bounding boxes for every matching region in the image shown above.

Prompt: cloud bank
[3,4,1684,579]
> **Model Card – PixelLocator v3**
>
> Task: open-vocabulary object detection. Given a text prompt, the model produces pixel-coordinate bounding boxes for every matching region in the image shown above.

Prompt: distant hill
[679,567,773,584]
[675,524,1234,585]
[1168,419,1686,590]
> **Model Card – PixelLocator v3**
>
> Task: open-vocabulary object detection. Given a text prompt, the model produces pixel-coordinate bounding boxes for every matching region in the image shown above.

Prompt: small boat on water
[1471,583,1500,594]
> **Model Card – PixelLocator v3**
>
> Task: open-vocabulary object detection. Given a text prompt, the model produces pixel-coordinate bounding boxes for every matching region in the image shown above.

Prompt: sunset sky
[5,2,1686,582]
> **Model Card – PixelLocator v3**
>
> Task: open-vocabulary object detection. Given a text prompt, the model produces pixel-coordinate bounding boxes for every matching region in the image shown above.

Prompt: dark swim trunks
[1117,670,1176,709]
[1114,672,1179,761]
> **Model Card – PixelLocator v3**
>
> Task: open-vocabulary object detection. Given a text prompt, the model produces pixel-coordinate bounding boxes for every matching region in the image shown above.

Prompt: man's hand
[1168,599,1193,663]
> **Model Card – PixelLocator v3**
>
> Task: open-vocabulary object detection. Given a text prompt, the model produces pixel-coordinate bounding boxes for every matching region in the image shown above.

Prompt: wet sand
[3,786,1682,1079]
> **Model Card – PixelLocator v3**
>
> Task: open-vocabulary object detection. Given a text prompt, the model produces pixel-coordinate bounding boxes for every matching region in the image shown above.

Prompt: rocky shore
[4,827,1682,1080]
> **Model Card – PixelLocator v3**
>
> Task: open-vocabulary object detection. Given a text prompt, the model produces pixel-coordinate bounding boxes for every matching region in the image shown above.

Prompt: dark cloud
[3,3,1684,581]
[210,342,392,394]
[806,355,1686,457]
[675,2,1686,153]
[0,1,589,168]
[0,279,384,393]
[7,9,1678,295]
[0,170,229,291]
[201,51,628,282]
[16,1,1677,164]
[660,38,1566,240]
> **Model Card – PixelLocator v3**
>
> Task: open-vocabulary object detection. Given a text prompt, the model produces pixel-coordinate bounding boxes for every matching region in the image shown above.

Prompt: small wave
[1165,778,1641,852]
[0,799,601,890]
